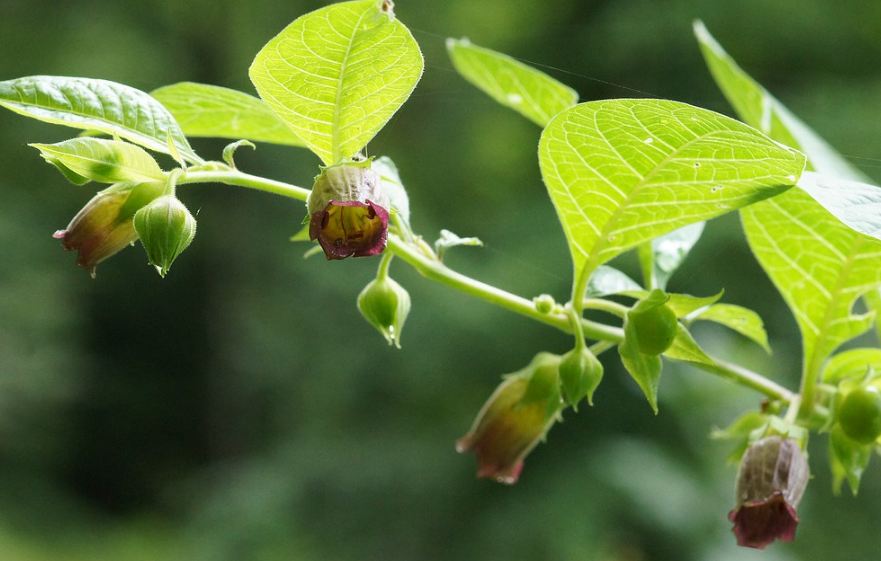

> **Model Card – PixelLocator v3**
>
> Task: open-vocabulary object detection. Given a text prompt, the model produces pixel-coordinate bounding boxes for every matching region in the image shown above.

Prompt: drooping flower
[307,160,390,260]
[729,436,809,549]
[53,181,164,276]
[456,353,563,484]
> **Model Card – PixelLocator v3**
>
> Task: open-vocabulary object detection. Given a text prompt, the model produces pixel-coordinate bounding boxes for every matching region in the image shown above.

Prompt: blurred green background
[0,0,879,559]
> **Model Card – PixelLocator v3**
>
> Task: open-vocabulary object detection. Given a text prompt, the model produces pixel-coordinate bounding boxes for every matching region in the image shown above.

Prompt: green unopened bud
[133,195,197,277]
[533,294,556,314]
[559,347,604,408]
[357,275,410,348]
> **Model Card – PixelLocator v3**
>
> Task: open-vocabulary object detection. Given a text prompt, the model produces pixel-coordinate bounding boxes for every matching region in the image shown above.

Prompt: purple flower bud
[456,353,563,484]
[307,161,390,260]
[53,181,164,276]
[729,436,809,549]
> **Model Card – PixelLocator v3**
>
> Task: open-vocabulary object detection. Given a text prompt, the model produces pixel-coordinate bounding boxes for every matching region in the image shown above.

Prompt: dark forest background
[0,0,879,559]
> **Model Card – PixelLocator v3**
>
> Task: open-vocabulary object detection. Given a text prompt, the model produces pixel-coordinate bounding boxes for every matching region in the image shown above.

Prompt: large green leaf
[742,190,881,373]
[151,82,305,147]
[0,76,199,163]
[446,38,578,127]
[694,21,869,183]
[31,138,164,184]
[695,23,881,373]
[249,0,423,165]
[796,171,881,242]
[538,99,805,280]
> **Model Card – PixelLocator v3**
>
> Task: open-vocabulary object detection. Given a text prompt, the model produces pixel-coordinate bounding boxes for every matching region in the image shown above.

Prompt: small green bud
[533,294,556,314]
[838,386,881,444]
[559,347,604,408]
[628,289,678,355]
[357,275,411,348]
[133,195,197,277]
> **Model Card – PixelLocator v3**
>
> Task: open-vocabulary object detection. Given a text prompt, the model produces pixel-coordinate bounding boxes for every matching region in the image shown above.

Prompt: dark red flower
[729,436,809,549]
[309,199,389,260]
[307,161,390,260]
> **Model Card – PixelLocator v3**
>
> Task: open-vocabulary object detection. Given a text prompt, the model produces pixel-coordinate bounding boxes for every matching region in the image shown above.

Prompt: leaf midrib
[330,8,372,164]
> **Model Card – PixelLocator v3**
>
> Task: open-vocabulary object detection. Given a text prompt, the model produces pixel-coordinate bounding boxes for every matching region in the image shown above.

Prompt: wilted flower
[729,436,809,549]
[456,353,563,484]
[133,195,197,277]
[307,160,390,260]
[53,181,164,276]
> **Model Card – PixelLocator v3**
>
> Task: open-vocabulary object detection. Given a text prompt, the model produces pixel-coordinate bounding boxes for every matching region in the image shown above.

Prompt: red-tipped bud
[53,181,164,276]
[307,160,390,260]
[729,436,809,549]
[456,353,563,484]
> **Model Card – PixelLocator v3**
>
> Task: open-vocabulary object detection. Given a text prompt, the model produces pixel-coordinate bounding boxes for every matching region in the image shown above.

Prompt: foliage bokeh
[0,0,879,559]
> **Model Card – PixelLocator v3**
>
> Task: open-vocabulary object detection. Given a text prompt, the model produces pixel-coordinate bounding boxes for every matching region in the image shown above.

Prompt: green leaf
[694,21,869,182]
[0,76,199,163]
[446,38,578,127]
[690,303,771,353]
[586,266,642,297]
[151,82,306,147]
[31,138,164,184]
[538,99,804,280]
[865,288,881,343]
[711,411,770,463]
[823,348,881,383]
[695,21,881,376]
[373,156,410,224]
[249,0,423,165]
[434,229,483,261]
[796,171,881,242]
[619,317,663,414]
[222,140,256,169]
[663,291,723,318]
[43,159,90,186]
[742,187,881,375]
[662,324,715,367]
[829,425,873,495]
[647,223,706,290]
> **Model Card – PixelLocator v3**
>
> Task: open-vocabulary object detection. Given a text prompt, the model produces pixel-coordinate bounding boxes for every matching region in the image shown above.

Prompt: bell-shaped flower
[53,181,164,276]
[729,436,809,549]
[307,160,390,260]
[456,353,563,484]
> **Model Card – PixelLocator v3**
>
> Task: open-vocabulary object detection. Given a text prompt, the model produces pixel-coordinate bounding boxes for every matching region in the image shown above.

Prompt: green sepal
[522,352,563,417]
[711,411,771,463]
[619,318,663,414]
[829,425,873,495]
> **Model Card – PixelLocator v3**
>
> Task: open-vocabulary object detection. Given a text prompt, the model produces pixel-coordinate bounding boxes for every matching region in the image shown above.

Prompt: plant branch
[178,167,795,403]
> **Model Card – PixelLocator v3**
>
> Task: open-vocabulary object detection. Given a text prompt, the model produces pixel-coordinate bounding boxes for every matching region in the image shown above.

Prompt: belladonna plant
[3,0,881,549]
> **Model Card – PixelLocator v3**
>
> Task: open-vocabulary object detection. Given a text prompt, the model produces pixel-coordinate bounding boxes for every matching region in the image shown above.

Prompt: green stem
[698,357,794,402]
[584,298,628,318]
[376,251,393,280]
[180,169,312,201]
[177,167,795,403]
[387,235,623,342]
